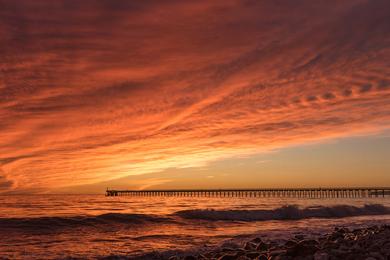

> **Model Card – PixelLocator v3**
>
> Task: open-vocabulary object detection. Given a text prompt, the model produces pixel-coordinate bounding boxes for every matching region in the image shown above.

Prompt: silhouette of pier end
[105,187,390,198]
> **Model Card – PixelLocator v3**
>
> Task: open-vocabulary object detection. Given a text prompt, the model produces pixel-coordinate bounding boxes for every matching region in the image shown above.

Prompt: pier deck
[106,187,390,198]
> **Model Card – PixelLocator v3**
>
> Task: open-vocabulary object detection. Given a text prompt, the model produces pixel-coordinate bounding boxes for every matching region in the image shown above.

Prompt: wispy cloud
[0,0,389,192]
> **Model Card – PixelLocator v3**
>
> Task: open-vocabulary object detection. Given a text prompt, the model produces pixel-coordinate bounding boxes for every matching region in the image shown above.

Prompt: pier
[106,187,390,198]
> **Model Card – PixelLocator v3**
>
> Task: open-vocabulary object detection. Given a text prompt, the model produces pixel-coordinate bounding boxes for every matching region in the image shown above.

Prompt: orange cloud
[0,0,389,192]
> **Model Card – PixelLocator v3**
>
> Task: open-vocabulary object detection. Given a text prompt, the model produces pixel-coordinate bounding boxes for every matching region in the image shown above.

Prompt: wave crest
[1,204,388,230]
[175,204,390,221]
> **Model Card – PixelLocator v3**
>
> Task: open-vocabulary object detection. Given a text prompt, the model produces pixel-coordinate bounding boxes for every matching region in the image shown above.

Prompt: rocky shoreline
[169,225,390,260]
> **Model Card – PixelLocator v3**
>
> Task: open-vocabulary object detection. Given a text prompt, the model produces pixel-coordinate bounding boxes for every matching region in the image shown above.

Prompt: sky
[0,0,389,193]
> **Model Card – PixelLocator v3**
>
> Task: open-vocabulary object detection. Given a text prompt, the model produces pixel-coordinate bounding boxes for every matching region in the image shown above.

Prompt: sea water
[0,195,389,259]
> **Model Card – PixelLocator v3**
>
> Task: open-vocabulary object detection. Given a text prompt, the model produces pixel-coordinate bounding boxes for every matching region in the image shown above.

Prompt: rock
[255,242,269,251]
[269,241,280,247]
[338,244,350,251]
[268,255,292,260]
[181,224,390,260]
[244,242,257,251]
[350,242,362,251]
[202,252,216,258]
[183,256,197,260]
[222,247,239,252]
[251,237,263,244]
[345,253,367,260]
[287,242,318,257]
[329,232,343,241]
[284,240,298,248]
[381,245,390,257]
[294,234,305,240]
[218,253,238,260]
[368,244,381,252]
[336,227,350,234]
[221,242,240,250]
[369,252,385,260]
[245,251,260,259]
[256,254,267,260]
[321,240,338,249]
[329,249,349,258]
[300,239,319,247]
[237,256,251,260]
[314,251,329,260]
[269,249,287,256]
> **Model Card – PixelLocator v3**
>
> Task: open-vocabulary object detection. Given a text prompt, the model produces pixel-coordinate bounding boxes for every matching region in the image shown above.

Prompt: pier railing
[106,187,390,198]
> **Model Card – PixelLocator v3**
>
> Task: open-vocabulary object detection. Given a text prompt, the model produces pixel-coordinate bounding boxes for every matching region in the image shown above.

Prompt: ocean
[0,195,389,259]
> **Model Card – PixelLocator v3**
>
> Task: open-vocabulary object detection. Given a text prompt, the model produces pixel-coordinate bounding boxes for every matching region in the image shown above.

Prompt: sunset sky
[0,0,389,193]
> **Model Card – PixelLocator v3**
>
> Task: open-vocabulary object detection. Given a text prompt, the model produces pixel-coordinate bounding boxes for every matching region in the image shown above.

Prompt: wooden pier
[106,187,390,198]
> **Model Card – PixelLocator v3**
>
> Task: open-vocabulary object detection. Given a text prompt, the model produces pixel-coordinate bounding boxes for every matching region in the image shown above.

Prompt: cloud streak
[0,0,389,192]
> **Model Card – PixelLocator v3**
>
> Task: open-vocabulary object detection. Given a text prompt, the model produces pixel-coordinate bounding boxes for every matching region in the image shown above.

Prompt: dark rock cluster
[170,225,390,260]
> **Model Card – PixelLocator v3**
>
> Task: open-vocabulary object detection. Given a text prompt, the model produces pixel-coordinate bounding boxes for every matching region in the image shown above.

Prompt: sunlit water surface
[0,195,389,259]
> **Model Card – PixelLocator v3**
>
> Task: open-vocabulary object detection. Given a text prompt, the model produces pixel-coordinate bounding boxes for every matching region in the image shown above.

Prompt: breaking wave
[1,204,389,230]
[175,204,390,221]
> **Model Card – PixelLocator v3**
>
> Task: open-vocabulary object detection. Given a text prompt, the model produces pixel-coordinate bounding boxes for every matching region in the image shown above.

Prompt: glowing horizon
[0,0,389,193]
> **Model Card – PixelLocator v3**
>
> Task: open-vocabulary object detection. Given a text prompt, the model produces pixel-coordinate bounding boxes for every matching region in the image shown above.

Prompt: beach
[0,195,390,259]
[162,225,390,260]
